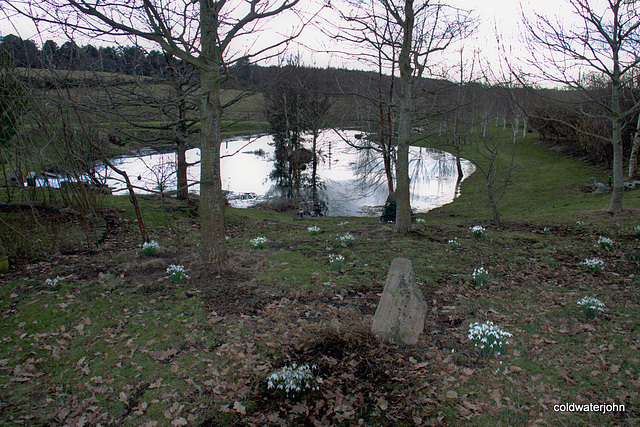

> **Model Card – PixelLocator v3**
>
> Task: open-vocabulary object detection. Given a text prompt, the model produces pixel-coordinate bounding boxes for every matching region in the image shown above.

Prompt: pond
[102,129,475,217]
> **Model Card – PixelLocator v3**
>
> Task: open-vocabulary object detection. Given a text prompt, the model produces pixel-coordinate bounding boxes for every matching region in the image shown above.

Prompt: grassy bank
[1,130,639,426]
[419,132,640,223]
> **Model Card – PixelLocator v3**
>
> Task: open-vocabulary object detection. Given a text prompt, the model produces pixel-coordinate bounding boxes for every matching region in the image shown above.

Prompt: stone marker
[371,258,428,345]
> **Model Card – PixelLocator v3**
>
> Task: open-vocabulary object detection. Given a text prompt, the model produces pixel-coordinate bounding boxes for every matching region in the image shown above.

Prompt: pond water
[100,129,475,217]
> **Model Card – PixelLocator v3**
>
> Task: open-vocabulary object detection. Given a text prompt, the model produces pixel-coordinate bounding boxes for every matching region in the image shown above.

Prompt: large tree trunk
[199,2,227,263]
[395,0,414,234]
[628,113,640,179]
[198,69,227,262]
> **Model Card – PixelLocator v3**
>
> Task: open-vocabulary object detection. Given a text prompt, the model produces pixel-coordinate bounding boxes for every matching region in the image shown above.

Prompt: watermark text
[554,403,625,413]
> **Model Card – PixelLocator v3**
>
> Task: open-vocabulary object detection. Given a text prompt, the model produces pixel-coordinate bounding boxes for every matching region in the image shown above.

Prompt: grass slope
[0,131,639,426]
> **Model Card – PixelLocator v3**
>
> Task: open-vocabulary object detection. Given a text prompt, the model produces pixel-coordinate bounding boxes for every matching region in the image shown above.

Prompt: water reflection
[99,129,474,217]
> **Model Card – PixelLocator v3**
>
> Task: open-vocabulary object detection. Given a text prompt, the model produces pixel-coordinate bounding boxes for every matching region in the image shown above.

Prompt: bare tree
[8,0,304,262]
[336,0,473,232]
[522,0,640,213]
[629,104,640,179]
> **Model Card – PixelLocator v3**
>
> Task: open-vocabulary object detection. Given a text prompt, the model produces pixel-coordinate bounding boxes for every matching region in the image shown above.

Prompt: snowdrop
[141,240,160,256]
[470,225,485,237]
[250,236,268,249]
[577,296,605,319]
[267,363,322,398]
[307,226,321,234]
[472,267,487,286]
[448,238,460,250]
[468,321,512,357]
[338,232,355,246]
[596,236,613,250]
[581,258,604,273]
[45,276,63,289]
[329,254,345,271]
[167,264,188,282]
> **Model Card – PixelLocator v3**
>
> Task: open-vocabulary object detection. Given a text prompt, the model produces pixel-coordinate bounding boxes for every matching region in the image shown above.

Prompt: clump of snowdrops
[448,238,460,250]
[470,225,485,238]
[267,363,322,399]
[576,296,605,319]
[167,264,188,283]
[141,240,159,256]
[581,257,604,273]
[250,236,268,249]
[336,232,355,247]
[307,226,321,235]
[45,276,63,289]
[329,254,345,271]
[472,267,487,286]
[468,321,513,357]
[596,236,613,250]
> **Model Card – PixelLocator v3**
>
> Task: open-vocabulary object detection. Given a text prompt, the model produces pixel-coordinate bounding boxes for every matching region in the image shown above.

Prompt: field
[0,128,639,426]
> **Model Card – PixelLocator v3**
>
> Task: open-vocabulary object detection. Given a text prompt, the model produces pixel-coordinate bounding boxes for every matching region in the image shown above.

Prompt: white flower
[141,240,160,255]
[468,321,512,357]
[470,225,485,236]
[339,233,355,244]
[267,364,321,398]
[329,254,345,263]
[167,264,188,281]
[581,257,604,272]
[416,218,426,224]
[577,296,605,311]
[250,236,268,248]
[307,226,321,233]
[472,267,487,278]
[596,236,613,249]
[45,276,63,287]
[338,221,349,226]
[142,240,159,250]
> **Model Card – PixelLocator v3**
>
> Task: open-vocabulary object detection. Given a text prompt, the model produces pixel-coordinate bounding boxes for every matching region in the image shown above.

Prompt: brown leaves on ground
[2,205,640,425]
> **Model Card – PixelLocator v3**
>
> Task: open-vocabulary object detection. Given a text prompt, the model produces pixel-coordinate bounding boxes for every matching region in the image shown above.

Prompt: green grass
[416,129,640,223]
[2,125,640,425]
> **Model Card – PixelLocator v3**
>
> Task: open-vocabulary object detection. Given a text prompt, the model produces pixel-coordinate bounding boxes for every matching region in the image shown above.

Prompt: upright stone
[371,258,428,345]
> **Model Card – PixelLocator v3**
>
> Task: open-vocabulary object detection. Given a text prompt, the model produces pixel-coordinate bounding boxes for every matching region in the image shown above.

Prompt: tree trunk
[197,0,228,263]
[608,79,623,213]
[176,138,189,200]
[176,93,189,200]
[198,69,227,262]
[454,137,463,178]
[628,113,640,179]
[395,0,414,234]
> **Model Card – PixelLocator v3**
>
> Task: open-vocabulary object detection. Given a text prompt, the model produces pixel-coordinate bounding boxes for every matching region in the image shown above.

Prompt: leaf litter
[0,207,639,425]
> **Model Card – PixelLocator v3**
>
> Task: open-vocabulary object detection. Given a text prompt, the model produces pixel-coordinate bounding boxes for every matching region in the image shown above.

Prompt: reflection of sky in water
[100,129,475,217]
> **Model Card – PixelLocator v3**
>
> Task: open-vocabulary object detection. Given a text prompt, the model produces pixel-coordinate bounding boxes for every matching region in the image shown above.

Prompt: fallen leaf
[149,348,178,362]
[233,401,246,415]
[377,398,388,411]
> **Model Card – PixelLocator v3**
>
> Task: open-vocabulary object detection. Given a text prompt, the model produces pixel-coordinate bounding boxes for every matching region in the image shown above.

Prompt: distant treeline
[0,34,173,76]
[0,34,350,85]
[0,33,438,90]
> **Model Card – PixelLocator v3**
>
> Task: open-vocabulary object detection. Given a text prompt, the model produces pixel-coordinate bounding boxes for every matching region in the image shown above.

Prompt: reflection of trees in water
[352,145,462,201]
[353,146,389,198]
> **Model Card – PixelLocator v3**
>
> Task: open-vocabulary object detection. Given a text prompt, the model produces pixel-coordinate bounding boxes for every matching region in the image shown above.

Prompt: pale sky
[0,0,593,80]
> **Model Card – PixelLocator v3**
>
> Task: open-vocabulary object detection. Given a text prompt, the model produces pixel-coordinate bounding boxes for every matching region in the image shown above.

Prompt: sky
[0,0,585,79]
